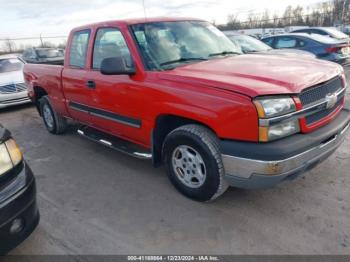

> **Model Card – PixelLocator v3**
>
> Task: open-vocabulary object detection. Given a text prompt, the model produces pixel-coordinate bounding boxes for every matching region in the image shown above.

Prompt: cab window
[92,28,132,70]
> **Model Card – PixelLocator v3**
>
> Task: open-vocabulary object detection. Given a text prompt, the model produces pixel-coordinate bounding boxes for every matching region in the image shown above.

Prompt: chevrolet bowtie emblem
[325,93,338,109]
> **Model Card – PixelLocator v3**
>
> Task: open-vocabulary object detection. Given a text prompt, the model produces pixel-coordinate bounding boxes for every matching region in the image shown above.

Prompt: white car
[0,55,31,109]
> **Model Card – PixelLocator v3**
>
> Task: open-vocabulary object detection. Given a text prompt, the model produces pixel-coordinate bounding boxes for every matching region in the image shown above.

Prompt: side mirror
[100,57,136,75]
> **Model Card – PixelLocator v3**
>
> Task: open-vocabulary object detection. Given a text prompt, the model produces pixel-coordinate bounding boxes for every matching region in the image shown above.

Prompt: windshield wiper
[208,51,241,57]
[160,57,208,66]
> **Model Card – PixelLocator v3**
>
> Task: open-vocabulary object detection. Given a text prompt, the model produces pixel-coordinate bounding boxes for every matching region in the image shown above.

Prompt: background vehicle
[0,54,30,109]
[0,125,39,255]
[22,47,64,65]
[262,33,350,65]
[24,18,350,201]
[225,33,315,58]
[291,27,350,42]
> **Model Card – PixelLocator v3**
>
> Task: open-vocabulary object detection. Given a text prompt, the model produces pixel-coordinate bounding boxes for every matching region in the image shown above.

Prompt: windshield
[131,21,241,70]
[36,49,64,59]
[323,28,349,39]
[228,35,272,53]
[0,58,24,73]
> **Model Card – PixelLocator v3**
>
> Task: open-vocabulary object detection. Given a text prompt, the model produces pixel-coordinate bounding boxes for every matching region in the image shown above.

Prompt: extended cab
[24,18,350,201]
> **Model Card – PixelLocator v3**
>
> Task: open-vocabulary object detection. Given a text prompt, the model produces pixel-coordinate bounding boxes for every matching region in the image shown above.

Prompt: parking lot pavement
[1,68,350,255]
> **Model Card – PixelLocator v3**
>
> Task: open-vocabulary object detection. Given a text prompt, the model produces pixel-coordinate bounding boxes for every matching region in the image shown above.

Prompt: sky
[0,0,323,44]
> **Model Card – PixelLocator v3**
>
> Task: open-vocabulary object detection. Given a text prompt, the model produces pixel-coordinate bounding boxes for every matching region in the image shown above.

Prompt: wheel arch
[151,114,217,167]
[33,86,48,115]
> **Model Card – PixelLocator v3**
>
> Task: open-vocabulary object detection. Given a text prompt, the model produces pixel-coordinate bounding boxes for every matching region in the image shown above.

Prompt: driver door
[85,27,145,142]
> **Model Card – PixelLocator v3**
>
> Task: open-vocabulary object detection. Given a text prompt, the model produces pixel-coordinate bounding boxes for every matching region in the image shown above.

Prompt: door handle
[86,80,96,89]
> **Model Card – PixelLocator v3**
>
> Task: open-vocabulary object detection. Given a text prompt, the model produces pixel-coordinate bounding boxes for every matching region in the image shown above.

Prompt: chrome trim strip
[222,121,349,179]
[259,87,347,127]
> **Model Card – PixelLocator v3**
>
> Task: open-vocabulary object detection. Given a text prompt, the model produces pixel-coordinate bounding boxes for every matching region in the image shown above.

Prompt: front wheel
[162,124,228,202]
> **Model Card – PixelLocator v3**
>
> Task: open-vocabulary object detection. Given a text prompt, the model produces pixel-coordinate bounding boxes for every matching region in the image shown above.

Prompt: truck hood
[159,54,343,97]
[0,71,25,86]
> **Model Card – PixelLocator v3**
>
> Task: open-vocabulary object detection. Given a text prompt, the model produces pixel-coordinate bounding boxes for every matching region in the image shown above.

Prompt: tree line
[0,38,66,54]
[218,0,350,30]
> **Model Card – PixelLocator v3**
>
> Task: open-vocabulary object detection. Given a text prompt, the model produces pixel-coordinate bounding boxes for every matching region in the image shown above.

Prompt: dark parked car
[22,47,64,65]
[0,125,39,254]
[291,27,350,42]
[225,33,315,58]
[262,33,350,65]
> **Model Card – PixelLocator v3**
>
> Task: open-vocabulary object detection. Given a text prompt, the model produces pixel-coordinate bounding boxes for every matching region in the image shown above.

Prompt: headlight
[259,119,300,142]
[254,97,296,118]
[254,96,300,142]
[0,143,13,175]
[0,139,23,176]
[5,139,23,166]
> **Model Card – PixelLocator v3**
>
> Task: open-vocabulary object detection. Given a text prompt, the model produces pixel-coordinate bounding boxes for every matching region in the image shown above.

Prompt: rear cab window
[69,30,91,68]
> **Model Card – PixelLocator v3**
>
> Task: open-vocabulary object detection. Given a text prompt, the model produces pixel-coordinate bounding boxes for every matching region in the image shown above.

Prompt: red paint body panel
[23,18,346,149]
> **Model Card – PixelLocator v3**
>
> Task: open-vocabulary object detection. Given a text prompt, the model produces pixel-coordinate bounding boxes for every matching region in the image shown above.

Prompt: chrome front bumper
[0,92,31,109]
[222,121,350,189]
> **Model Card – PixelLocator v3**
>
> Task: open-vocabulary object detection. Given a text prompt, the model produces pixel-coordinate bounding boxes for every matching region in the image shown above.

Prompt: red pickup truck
[24,18,350,201]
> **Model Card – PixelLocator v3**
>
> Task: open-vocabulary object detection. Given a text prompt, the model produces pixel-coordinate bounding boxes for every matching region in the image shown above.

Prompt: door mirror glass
[100,57,135,75]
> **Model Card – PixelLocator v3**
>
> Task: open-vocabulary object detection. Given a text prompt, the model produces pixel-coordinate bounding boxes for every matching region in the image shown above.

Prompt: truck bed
[24,63,67,115]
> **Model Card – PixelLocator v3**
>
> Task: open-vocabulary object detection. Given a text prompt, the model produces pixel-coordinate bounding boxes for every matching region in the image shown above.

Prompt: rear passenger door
[62,29,93,125]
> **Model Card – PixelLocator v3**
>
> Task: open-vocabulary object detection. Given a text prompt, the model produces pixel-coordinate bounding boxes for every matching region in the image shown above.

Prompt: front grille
[299,76,344,126]
[305,98,343,125]
[0,83,27,94]
[299,77,342,106]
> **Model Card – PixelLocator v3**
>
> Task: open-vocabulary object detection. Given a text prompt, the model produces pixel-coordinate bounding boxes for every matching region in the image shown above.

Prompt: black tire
[39,96,67,134]
[162,124,228,202]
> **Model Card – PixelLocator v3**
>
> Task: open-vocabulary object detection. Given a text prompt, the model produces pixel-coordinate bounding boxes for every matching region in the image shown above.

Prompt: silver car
[0,55,30,109]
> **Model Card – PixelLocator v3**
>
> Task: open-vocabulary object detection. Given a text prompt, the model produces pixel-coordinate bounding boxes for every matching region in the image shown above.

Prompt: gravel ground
[1,68,349,255]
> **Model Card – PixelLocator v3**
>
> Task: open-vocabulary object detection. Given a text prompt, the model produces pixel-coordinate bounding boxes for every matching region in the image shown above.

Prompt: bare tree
[2,39,16,53]
[231,14,242,29]
[223,0,350,31]
[57,39,67,49]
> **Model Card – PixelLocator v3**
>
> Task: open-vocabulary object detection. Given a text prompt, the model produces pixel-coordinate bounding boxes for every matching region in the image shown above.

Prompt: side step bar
[77,126,152,160]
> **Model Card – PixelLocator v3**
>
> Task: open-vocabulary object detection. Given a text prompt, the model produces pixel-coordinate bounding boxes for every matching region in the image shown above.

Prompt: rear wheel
[163,124,228,202]
[39,96,67,134]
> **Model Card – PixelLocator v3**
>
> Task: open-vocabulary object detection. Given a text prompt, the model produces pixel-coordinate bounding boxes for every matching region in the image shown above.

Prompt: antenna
[142,0,147,19]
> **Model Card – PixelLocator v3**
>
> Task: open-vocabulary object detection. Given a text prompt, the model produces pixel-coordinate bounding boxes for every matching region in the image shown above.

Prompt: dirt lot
[1,68,350,255]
